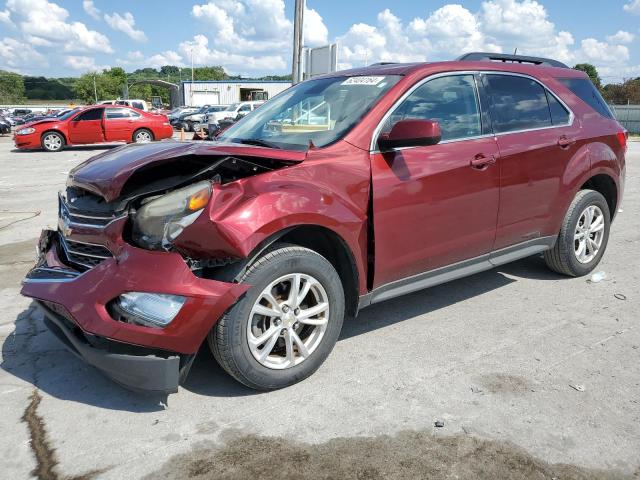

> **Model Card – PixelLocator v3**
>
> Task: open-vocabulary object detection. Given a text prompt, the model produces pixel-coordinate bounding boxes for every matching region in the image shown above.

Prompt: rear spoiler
[457,52,569,68]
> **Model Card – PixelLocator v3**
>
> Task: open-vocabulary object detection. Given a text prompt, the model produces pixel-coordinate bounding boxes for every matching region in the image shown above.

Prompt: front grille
[59,193,120,228]
[58,234,113,271]
[25,267,81,282]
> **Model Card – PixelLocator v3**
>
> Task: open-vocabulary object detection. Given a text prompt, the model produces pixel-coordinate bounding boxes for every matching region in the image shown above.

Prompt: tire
[132,128,154,143]
[181,121,190,132]
[41,131,65,152]
[544,189,611,277]
[192,122,203,132]
[208,244,345,390]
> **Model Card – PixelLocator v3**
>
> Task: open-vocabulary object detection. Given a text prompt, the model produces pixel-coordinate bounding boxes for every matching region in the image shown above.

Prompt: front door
[68,108,104,144]
[371,74,500,287]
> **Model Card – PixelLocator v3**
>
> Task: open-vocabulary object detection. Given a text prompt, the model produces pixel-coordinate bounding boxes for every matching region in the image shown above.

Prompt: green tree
[573,63,602,89]
[602,78,640,105]
[73,68,128,103]
[0,70,26,103]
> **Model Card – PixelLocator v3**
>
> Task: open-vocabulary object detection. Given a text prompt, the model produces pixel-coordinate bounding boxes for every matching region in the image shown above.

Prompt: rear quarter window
[558,78,613,119]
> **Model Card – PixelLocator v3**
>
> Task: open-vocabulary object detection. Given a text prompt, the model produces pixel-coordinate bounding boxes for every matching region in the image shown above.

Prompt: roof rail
[457,52,569,68]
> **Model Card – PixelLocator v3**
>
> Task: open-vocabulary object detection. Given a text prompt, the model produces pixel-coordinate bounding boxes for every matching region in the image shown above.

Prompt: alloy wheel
[135,130,152,143]
[574,205,605,263]
[247,273,329,370]
[43,133,62,151]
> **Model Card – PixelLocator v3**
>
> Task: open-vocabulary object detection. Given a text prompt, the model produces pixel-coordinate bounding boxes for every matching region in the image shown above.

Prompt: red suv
[14,105,173,151]
[21,53,626,393]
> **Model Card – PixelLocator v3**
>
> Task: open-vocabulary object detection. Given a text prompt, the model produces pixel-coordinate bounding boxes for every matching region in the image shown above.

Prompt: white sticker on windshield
[341,76,385,86]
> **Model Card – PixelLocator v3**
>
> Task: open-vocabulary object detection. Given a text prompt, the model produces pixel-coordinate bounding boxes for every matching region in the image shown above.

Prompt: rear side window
[484,75,551,133]
[546,92,570,125]
[382,74,482,141]
[105,108,128,119]
[558,78,613,119]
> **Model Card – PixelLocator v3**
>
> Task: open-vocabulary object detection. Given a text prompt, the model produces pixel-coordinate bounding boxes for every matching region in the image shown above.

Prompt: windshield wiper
[237,138,281,149]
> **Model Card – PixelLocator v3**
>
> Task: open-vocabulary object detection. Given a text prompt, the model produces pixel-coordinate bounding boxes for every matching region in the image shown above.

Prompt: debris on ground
[569,384,585,392]
[588,271,607,283]
[434,421,445,428]
[614,293,627,300]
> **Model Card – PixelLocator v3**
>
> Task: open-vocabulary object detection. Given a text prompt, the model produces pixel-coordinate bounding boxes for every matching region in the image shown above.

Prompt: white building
[181,80,291,107]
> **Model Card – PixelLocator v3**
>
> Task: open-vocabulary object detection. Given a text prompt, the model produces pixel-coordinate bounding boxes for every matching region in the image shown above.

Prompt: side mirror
[378,119,441,151]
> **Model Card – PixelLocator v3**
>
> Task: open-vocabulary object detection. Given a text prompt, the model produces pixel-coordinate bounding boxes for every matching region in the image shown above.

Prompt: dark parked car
[22,53,626,393]
[0,115,11,134]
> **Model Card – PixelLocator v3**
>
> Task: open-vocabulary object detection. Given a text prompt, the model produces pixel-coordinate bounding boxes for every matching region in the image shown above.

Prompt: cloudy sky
[0,0,639,82]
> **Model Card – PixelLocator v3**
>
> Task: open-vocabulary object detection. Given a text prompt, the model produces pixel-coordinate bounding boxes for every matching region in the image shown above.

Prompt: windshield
[225,103,240,112]
[217,75,401,150]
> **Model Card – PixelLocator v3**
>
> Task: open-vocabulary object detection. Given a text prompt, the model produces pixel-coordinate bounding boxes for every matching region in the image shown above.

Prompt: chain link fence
[610,105,640,134]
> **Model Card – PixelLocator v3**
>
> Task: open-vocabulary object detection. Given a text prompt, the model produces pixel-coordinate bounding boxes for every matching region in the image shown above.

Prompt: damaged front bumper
[21,229,249,394]
[38,299,181,394]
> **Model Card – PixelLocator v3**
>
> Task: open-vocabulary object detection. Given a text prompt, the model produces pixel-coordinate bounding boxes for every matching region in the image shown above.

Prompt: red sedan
[14,105,174,152]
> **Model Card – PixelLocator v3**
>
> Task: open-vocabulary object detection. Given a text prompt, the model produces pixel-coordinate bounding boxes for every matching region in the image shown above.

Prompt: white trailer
[182,80,291,107]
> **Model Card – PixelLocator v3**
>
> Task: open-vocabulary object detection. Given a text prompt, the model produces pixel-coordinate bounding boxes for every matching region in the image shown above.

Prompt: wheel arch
[580,173,618,219]
[203,224,361,320]
[40,129,67,144]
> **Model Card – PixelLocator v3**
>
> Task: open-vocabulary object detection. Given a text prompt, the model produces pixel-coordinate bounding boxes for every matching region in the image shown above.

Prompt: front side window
[217,75,401,150]
[74,108,103,121]
[238,104,251,113]
[381,74,482,142]
[484,75,551,133]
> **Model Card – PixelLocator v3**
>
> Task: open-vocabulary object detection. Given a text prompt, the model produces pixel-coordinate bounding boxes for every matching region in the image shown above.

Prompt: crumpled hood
[68,141,307,202]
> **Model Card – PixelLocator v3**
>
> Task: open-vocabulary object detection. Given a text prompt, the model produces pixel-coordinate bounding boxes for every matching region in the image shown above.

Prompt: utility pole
[93,73,98,103]
[190,47,194,105]
[291,0,304,84]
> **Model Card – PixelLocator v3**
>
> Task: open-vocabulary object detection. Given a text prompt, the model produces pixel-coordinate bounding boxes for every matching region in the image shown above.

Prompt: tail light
[616,130,628,152]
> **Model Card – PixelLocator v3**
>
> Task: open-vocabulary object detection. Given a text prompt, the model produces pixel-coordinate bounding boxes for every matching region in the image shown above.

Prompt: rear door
[104,108,140,141]
[68,108,104,144]
[481,73,579,250]
[371,73,501,286]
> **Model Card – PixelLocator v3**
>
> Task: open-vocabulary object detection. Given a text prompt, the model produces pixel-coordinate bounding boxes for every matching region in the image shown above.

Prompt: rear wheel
[191,122,203,132]
[41,131,65,152]
[544,189,610,277]
[133,128,153,143]
[208,245,345,390]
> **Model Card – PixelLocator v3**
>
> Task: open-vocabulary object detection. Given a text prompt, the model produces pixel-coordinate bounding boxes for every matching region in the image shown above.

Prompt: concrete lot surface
[0,134,638,479]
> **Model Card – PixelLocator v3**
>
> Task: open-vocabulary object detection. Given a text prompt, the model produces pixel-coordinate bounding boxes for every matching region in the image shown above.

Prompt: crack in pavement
[16,310,109,480]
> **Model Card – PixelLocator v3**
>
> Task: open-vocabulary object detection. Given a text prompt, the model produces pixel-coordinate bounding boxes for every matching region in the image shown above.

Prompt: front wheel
[208,245,345,390]
[41,131,65,152]
[544,189,611,277]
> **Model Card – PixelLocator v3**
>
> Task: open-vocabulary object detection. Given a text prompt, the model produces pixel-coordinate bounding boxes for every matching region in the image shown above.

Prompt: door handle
[557,136,576,148]
[470,153,496,169]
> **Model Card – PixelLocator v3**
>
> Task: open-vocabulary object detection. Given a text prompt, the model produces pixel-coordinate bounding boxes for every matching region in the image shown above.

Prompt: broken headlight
[132,181,211,249]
